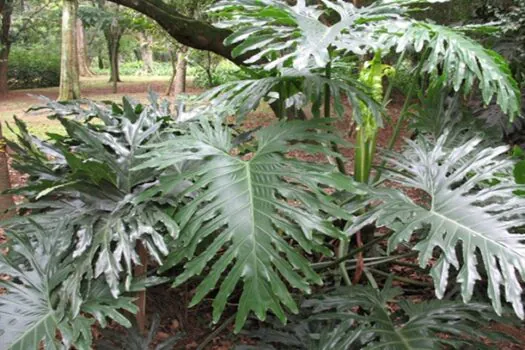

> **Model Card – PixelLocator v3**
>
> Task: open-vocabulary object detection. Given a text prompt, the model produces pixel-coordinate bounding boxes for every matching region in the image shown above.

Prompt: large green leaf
[0,271,59,350]
[139,119,360,331]
[348,132,525,319]
[0,233,72,350]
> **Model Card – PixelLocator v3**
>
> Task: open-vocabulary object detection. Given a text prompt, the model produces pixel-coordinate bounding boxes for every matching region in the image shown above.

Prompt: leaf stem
[323,60,347,174]
[338,240,353,286]
[372,48,430,183]
[196,314,236,350]
[315,235,387,271]
[134,241,148,334]
[367,268,433,287]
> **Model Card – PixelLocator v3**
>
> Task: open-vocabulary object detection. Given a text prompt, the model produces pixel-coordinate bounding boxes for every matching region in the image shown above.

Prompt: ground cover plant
[1,0,525,349]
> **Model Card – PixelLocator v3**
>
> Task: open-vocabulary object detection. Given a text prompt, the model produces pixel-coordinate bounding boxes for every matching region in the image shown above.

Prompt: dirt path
[0,75,180,139]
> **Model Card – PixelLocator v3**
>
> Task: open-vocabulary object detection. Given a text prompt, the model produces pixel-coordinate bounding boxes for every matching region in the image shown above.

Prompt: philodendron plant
[1,0,525,349]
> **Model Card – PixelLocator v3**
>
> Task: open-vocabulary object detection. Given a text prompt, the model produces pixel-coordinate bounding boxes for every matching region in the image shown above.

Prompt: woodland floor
[1,76,525,349]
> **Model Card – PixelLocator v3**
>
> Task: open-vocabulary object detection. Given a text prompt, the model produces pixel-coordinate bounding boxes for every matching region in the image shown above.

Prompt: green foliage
[7,96,178,297]
[472,0,525,85]
[0,231,137,350]
[8,46,61,89]
[191,60,248,88]
[138,119,360,331]
[200,68,382,122]
[390,59,419,95]
[348,132,525,319]
[239,283,512,349]
[2,0,525,347]
[396,23,521,118]
[91,60,173,76]
[0,95,174,349]
[211,0,521,120]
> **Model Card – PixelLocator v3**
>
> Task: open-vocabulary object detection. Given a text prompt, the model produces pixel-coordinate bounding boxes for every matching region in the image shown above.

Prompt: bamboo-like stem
[324,61,332,119]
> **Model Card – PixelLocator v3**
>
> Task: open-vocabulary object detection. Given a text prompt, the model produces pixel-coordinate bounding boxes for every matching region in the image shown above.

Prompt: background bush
[191,60,248,88]
[390,59,419,95]
[91,60,173,76]
[8,46,61,89]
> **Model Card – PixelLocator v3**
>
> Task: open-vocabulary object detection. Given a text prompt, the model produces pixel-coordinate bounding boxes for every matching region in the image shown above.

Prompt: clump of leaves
[348,131,525,319]
[0,230,138,350]
[209,0,521,120]
[238,283,514,349]
[0,96,176,349]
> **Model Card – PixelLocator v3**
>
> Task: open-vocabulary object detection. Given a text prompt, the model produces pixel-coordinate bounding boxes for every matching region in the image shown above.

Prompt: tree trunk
[0,0,13,98]
[77,18,94,77]
[205,51,213,87]
[109,36,119,93]
[165,49,176,96]
[0,44,9,98]
[138,31,154,75]
[58,0,81,101]
[172,48,187,96]
[0,123,14,219]
[98,49,104,69]
[105,26,122,83]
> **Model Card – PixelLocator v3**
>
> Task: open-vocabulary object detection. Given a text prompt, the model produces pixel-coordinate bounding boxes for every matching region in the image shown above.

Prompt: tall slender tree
[0,123,13,219]
[0,0,13,97]
[58,0,80,101]
[77,18,94,77]
[172,46,187,96]
[138,31,153,74]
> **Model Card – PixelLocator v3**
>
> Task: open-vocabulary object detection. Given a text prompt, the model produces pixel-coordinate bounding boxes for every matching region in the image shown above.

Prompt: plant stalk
[323,60,347,174]
[368,268,433,287]
[315,235,388,271]
[278,80,287,120]
[134,242,148,334]
[196,314,236,350]
[372,48,430,183]
[323,59,352,285]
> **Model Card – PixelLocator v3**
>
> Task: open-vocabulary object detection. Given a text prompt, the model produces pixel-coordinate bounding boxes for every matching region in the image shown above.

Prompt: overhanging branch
[106,0,241,64]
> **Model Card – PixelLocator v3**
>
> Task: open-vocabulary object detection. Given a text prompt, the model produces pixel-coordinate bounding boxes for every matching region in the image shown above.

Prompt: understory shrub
[8,47,61,89]
[191,60,249,88]
[91,61,172,76]
[389,59,419,95]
